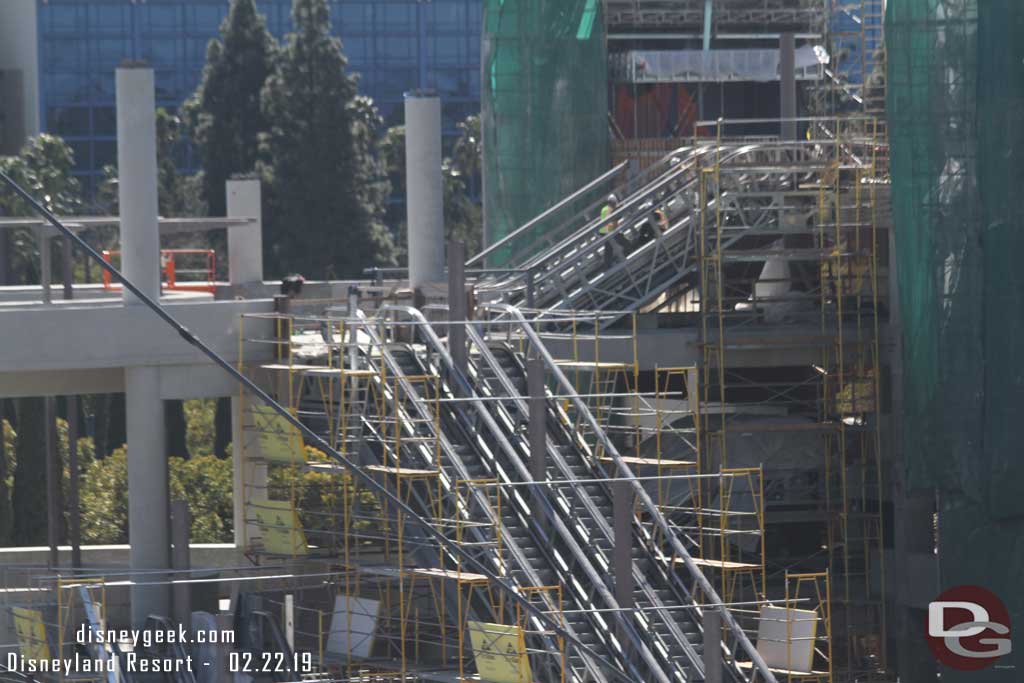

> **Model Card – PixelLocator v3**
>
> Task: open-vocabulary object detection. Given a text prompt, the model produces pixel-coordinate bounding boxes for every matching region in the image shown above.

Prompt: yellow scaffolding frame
[695,121,887,681]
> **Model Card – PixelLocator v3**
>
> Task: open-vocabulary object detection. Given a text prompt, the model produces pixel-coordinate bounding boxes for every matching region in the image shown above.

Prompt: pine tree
[183,0,277,218]
[259,0,394,278]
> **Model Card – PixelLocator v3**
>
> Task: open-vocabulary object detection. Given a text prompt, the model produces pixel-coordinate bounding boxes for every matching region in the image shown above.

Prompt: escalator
[470,305,779,682]
[475,142,830,327]
[356,324,622,683]
[467,338,717,682]
[374,308,706,683]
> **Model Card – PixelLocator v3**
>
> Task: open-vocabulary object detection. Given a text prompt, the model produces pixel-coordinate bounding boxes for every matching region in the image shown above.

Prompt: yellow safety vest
[600,205,614,233]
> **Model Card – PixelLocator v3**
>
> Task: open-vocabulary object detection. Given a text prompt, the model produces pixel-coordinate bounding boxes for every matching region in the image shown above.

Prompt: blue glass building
[36,0,482,194]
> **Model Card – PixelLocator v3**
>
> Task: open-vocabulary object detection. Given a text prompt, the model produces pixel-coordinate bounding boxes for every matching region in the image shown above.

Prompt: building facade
[14,0,480,193]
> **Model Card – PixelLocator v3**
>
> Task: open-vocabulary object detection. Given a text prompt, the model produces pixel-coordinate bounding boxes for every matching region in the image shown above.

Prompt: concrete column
[447,241,468,378]
[116,65,161,304]
[405,93,444,291]
[613,480,634,608]
[226,179,263,286]
[37,228,51,304]
[126,365,170,625]
[171,499,191,630]
[703,607,723,683]
[779,33,797,140]
[61,236,73,300]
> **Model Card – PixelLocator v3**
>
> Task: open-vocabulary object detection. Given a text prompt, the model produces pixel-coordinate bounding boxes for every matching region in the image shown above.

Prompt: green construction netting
[889,2,1024,675]
[482,0,610,266]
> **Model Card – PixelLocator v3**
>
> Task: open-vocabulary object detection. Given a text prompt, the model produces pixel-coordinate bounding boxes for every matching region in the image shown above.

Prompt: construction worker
[636,204,669,248]
[600,194,627,268]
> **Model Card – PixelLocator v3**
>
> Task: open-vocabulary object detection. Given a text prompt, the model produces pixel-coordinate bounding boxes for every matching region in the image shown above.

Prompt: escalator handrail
[468,160,630,268]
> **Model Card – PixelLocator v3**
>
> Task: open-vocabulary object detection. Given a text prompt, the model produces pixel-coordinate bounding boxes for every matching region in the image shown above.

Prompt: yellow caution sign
[252,498,308,556]
[467,621,532,683]
[249,403,306,465]
[12,607,50,660]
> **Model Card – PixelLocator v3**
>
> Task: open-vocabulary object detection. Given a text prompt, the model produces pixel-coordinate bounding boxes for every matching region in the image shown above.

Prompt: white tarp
[326,596,379,659]
[614,47,823,83]
[756,605,819,672]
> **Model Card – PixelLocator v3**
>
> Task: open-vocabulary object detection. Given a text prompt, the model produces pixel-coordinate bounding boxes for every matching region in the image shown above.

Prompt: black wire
[0,169,638,683]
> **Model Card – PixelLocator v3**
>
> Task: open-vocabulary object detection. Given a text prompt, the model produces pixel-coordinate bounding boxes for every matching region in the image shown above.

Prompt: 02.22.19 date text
[229,651,314,673]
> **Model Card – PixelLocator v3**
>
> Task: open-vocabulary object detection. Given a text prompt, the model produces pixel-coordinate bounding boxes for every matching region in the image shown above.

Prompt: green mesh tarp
[888,0,1024,516]
[888,2,1024,676]
[482,0,609,265]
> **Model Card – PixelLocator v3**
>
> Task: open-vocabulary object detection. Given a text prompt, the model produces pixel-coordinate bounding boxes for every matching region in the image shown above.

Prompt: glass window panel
[376,66,417,94]
[93,140,118,169]
[46,107,91,137]
[428,35,466,65]
[378,5,415,32]
[95,39,132,67]
[377,36,416,62]
[47,6,84,32]
[93,72,116,99]
[68,141,91,172]
[429,2,464,32]
[45,38,88,70]
[341,36,370,62]
[336,3,372,30]
[139,38,181,66]
[46,73,88,104]
[430,68,472,97]
[190,38,214,64]
[191,5,228,31]
[143,5,182,33]
[90,4,131,33]
[93,107,117,136]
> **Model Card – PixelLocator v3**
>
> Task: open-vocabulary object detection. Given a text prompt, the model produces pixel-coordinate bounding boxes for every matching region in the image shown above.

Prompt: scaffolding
[696,120,887,682]
[231,310,573,683]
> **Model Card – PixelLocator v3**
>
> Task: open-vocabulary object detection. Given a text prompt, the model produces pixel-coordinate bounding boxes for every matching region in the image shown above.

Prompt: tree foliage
[81,447,234,544]
[183,0,277,218]
[0,135,82,284]
[258,0,394,278]
[11,398,50,545]
[0,417,15,544]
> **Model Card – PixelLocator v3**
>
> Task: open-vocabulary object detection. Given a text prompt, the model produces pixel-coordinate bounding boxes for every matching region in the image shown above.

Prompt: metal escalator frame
[463,329,709,683]
[378,305,676,683]
[474,146,708,298]
[469,161,631,269]
[493,141,847,324]
[484,303,779,683]
[522,145,775,317]
[508,146,742,312]
[360,311,618,683]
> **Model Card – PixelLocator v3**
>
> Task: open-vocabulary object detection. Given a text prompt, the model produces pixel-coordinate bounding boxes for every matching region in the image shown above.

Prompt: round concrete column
[125,365,170,626]
[404,92,445,291]
[116,65,160,304]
